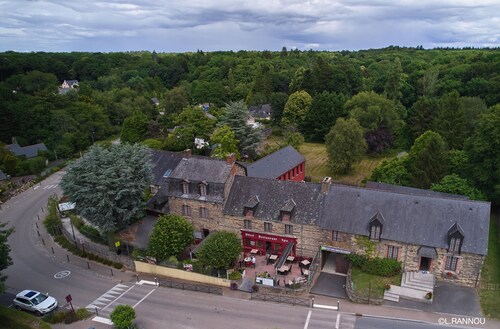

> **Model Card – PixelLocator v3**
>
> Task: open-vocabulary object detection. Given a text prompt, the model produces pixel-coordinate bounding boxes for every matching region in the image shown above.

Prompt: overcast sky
[1,0,499,52]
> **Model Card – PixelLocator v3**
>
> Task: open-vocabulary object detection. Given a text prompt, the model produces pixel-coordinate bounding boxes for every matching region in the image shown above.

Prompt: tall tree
[325,117,367,174]
[60,144,152,233]
[431,174,486,201]
[147,214,194,261]
[300,92,348,142]
[408,96,438,144]
[384,57,405,101]
[432,92,467,150]
[408,131,448,189]
[220,101,262,158]
[164,86,189,114]
[269,92,288,125]
[281,90,312,128]
[464,104,500,203]
[370,155,411,186]
[121,111,149,144]
[0,223,13,293]
[210,125,239,159]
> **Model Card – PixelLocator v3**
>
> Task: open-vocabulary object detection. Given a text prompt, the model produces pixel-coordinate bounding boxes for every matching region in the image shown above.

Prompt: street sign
[65,294,72,303]
[115,241,121,248]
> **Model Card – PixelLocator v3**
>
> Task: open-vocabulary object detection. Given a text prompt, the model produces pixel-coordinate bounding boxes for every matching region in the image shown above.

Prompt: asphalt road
[1,172,117,309]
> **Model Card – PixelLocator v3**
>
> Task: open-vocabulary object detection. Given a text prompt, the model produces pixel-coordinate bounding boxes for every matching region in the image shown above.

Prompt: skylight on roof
[163,169,172,178]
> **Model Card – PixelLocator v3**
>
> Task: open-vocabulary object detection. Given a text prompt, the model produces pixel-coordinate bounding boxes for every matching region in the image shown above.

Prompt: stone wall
[168,197,224,233]
[345,266,383,305]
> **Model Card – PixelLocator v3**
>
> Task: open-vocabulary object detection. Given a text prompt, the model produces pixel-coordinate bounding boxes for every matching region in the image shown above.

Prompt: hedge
[346,254,401,277]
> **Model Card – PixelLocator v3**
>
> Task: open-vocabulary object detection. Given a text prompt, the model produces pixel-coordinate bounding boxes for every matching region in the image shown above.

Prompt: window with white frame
[285,224,293,235]
[332,230,340,241]
[199,184,207,197]
[182,204,191,216]
[264,222,272,232]
[387,245,399,259]
[445,255,459,271]
[370,225,381,240]
[199,207,208,218]
[182,181,189,194]
[449,237,461,253]
[244,219,252,229]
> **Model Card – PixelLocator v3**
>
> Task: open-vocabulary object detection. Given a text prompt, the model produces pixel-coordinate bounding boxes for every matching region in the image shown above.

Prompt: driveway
[310,272,348,299]
[385,281,482,317]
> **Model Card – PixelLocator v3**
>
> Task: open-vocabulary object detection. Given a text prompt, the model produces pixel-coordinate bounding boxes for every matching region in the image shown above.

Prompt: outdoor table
[278,265,289,272]
[301,259,310,266]
[250,249,259,254]
[303,269,310,276]
[269,254,278,260]
[286,256,295,262]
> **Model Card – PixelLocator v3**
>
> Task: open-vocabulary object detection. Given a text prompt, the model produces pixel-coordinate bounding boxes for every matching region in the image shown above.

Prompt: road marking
[93,316,113,325]
[335,313,340,329]
[33,186,40,190]
[54,270,71,279]
[43,184,57,189]
[99,285,135,311]
[313,303,338,310]
[86,283,130,310]
[303,309,312,329]
[133,288,156,308]
[137,280,157,286]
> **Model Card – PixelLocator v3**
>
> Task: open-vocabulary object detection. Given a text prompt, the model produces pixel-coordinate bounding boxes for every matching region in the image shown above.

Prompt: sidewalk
[36,205,500,329]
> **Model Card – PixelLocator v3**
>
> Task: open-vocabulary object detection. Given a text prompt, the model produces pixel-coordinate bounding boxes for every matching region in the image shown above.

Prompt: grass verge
[479,209,500,319]
[350,266,402,299]
[0,306,51,329]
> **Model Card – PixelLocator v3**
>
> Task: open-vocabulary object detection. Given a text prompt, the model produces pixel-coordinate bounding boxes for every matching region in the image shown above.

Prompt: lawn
[300,142,391,185]
[350,266,402,299]
[479,209,500,319]
[0,306,51,329]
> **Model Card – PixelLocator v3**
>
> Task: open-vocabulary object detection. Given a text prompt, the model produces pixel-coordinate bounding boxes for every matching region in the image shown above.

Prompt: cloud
[0,0,498,52]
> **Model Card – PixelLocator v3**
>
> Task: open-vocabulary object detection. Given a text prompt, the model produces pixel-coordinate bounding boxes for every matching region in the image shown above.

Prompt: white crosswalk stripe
[42,184,58,189]
[86,283,129,311]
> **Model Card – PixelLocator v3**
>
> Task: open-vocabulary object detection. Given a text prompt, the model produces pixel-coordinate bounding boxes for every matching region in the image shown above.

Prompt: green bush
[228,271,242,280]
[346,254,401,277]
[63,311,78,324]
[110,305,136,329]
[75,308,91,320]
[43,310,67,324]
[113,262,123,269]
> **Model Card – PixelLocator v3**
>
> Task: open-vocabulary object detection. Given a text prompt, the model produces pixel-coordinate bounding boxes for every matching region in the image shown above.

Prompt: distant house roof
[0,169,7,181]
[319,184,490,255]
[6,142,47,158]
[248,104,272,119]
[366,181,470,200]
[223,176,323,225]
[170,156,232,184]
[151,97,160,106]
[243,146,305,179]
[149,150,183,186]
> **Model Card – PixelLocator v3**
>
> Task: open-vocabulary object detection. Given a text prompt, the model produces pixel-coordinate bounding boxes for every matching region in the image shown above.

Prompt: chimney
[182,149,192,158]
[321,177,332,194]
[11,137,18,145]
[226,153,236,165]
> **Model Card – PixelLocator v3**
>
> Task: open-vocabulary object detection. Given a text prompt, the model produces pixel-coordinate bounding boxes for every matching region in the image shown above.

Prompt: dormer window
[243,195,259,217]
[199,181,207,197]
[181,180,190,194]
[280,199,296,222]
[448,222,464,254]
[369,211,384,241]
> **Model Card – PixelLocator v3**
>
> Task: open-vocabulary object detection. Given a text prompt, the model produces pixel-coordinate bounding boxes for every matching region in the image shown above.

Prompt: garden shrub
[346,254,401,277]
[110,305,136,329]
[113,262,123,269]
[228,271,242,280]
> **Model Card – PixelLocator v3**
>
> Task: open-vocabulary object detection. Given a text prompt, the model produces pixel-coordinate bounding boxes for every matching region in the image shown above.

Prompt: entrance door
[419,257,431,271]
[265,241,272,254]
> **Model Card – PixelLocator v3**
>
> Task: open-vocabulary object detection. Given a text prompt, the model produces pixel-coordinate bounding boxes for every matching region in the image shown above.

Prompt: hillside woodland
[0,47,499,203]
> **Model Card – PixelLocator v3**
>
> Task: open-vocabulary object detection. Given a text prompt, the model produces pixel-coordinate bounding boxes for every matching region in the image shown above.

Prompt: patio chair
[276,279,280,286]
[287,265,293,274]
[300,267,304,275]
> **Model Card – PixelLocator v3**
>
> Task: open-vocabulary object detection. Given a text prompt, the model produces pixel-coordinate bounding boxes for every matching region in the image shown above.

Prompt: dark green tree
[269,92,288,125]
[431,174,486,201]
[301,92,348,142]
[408,131,448,189]
[369,155,412,186]
[60,144,152,233]
[197,231,242,269]
[281,90,312,128]
[464,104,500,203]
[408,96,438,143]
[432,92,467,150]
[325,117,367,174]
[147,214,194,261]
[164,86,189,114]
[0,223,13,293]
[384,58,405,101]
[121,111,149,144]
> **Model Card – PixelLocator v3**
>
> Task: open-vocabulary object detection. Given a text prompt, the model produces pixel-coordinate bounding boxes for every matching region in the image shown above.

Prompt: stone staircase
[383,271,435,303]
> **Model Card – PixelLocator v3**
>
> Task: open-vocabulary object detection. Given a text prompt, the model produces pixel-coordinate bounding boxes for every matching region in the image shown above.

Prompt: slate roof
[149,150,183,186]
[366,181,470,200]
[6,142,47,158]
[170,157,232,184]
[319,184,490,255]
[248,104,272,119]
[244,146,305,179]
[223,176,323,225]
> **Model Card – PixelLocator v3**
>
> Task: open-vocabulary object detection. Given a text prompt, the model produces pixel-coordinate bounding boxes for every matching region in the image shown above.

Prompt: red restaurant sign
[241,230,296,245]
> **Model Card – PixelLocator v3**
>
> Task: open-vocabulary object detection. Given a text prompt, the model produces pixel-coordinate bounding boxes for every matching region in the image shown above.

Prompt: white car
[13,290,58,315]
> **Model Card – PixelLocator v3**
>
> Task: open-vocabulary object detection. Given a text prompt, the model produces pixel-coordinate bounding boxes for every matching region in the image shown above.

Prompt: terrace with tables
[236,248,313,291]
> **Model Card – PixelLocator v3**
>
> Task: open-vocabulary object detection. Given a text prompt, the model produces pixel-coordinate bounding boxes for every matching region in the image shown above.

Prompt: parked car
[13,290,58,315]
